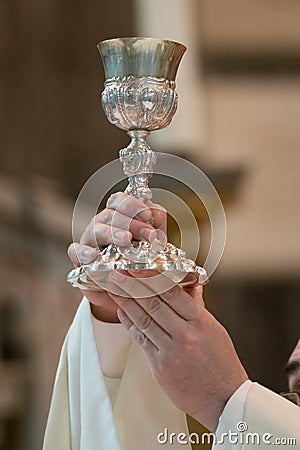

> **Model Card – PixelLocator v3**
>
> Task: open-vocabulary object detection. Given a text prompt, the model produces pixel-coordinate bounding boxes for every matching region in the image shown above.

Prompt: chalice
[67,37,207,291]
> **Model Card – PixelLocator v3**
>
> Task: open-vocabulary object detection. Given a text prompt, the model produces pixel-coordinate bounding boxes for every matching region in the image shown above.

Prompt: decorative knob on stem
[120,130,157,202]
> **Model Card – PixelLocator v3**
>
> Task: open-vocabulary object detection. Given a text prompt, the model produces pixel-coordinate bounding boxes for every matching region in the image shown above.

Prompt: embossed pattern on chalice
[101,76,178,132]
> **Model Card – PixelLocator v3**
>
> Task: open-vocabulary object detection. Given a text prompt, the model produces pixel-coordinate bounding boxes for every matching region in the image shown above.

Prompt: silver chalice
[67,37,207,292]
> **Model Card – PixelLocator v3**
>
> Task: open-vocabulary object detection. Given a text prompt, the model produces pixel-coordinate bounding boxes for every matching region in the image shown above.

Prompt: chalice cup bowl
[67,37,207,292]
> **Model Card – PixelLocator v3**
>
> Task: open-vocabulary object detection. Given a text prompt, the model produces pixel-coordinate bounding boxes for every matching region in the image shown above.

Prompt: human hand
[107,270,248,430]
[67,192,166,322]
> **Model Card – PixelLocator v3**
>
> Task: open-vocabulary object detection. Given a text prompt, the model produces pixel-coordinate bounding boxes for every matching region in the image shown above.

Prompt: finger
[184,284,205,307]
[109,270,165,300]
[109,271,186,337]
[160,285,203,320]
[107,192,152,222]
[80,222,132,247]
[108,282,171,349]
[128,270,203,321]
[117,309,158,355]
[94,209,155,241]
[145,201,167,233]
[68,242,99,266]
[117,307,134,328]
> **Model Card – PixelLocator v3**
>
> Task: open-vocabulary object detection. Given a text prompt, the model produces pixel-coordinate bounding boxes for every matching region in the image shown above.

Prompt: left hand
[67,192,166,322]
[107,270,248,431]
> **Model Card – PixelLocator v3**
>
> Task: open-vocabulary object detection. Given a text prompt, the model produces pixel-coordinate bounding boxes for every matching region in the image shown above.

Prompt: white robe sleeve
[91,314,132,377]
[214,380,252,449]
[243,383,300,448]
[214,381,300,449]
[91,313,132,405]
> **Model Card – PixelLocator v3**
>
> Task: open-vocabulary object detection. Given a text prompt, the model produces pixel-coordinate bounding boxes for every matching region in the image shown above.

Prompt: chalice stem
[120,130,157,203]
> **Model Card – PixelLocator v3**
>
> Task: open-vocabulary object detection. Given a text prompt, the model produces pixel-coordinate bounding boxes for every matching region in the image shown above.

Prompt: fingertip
[68,243,99,266]
[186,284,205,306]
[67,242,80,266]
[81,247,99,260]
[112,230,132,246]
[67,242,75,258]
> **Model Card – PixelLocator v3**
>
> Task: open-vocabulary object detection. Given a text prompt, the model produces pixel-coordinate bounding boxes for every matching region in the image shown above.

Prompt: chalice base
[67,241,207,292]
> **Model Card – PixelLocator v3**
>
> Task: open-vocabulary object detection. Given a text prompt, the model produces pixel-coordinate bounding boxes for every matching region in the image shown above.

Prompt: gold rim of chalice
[97,37,186,81]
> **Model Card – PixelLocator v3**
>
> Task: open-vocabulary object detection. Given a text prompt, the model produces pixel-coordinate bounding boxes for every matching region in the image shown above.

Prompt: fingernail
[139,227,152,241]
[83,248,94,257]
[79,248,97,263]
[113,230,129,244]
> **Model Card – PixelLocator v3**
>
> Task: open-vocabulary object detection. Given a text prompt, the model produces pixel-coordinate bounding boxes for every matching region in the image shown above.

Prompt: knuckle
[163,286,181,302]
[101,208,114,224]
[129,324,145,345]
[147,297,162,314]
[93,224,106,244]
[136,332,147,346]
[107,192,125,209]
[139,314,152,332]
[107,192,118,203]
[177,328,197,351]
[120,296,132,309]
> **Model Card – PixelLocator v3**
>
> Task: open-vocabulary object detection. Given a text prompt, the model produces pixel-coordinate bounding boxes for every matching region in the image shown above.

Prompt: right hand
[107,270,248,431]
[67,192,167,322]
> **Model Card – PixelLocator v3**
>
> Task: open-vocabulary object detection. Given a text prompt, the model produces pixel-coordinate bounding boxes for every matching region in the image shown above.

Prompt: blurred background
[0,0,300,448]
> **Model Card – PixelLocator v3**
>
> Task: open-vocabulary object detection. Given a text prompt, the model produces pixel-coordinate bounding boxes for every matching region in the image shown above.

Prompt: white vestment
[43,298,300,450]
[43,298,190,450]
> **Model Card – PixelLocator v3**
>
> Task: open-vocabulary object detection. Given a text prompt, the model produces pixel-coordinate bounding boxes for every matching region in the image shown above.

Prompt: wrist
[192,373,249,431]
[192,399,227,432]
